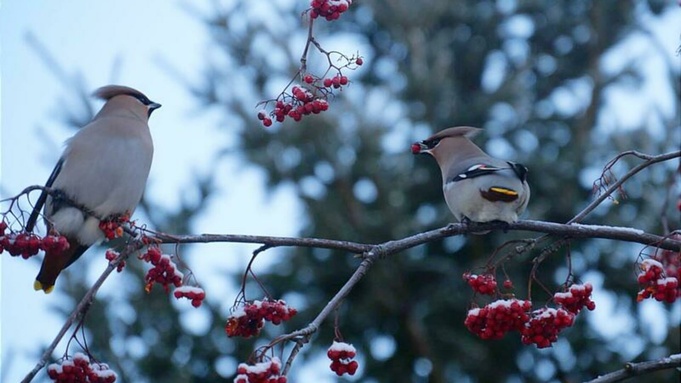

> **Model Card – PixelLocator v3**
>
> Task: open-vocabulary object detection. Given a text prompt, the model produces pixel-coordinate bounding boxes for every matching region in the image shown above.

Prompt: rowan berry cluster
[553,283,596,314]
[258,87,330,127]
[105,249,125,272]
[98,215,129,240]
[309,0,352,21]
[464,299,532,340]
[225,299,297,338]
[636,258,679,303]
[654,242,680,279]
[234,358,286,383]
[47,353,117,383]
[464,282,595,348]
[173,286,206,308]
[463,272,497,295]
[1,222,70,259]
[257,0,361,127]
[327,341,359,376]
[140,246,183,293]
[521,308,575,348]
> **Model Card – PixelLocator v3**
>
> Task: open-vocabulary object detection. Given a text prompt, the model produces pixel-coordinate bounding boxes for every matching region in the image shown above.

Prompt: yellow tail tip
[34,280,54,294]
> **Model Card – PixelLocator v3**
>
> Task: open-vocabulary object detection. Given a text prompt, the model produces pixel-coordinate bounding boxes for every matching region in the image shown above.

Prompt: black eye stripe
[422,138,440,148]
[125,92,152,105]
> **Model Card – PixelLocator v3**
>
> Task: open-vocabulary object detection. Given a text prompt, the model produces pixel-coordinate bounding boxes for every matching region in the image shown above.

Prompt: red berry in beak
[411,143,422,154]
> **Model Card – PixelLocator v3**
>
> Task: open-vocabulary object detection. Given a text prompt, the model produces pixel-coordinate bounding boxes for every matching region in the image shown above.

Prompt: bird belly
[444,181,520,224]
[50,207,104,246]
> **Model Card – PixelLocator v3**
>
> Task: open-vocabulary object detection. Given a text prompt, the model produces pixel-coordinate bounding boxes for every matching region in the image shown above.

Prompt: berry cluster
[636,258,678,303]
[1,223,70,259]
[309,0,352,21]
[258,56,362,127]
[105,249,125,272]
[258,88,329,127]
[464,299,532,340]
[140,246,183,293]
[322,74,349,89]
[225,299,297,338]
[553,283,596,314]
[327,341,359,376]
[47,353,117,383]
[98,215,129,240]
[463,272,497,295]
[521,308,575,348]
[234,358,286,383]
[465,282,595,347]
[173,286,206,308]
[651,234,681,300]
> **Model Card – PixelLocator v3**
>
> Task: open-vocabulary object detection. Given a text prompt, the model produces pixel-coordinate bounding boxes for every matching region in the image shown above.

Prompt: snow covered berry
[553,283,596,314]
[637,258,679,303]
[327,341,358,376]
[47,353,117,383]
[463,272,497,295]
[233,357,286,383]
[173,285,206,308]
[225,299,297,338]
[310,0,353,21]
[464,299,532,340]
[521,308,574,348]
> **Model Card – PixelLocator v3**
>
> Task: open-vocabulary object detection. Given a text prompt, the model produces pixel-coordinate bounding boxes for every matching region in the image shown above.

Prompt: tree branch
[583,353,681,383]
[152,220,681,253]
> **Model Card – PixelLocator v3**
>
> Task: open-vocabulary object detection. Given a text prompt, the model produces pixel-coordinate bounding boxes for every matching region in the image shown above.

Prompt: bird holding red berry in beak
[412,126,530,225]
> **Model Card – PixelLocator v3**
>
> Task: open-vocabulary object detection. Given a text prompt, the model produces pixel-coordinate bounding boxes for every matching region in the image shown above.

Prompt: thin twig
[570,150,680,224]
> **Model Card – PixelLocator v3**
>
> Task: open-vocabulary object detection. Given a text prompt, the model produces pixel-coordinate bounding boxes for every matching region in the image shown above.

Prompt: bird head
[411,126,483,158]
[93,85,161,119]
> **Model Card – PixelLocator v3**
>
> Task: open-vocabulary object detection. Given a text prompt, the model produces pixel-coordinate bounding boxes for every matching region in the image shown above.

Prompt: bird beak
[411,142,430,155]
[147,102,162,117]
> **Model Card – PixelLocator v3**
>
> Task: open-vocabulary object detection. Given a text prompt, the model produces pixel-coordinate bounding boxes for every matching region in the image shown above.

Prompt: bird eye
[424,139,440,149]
[138,96,152,105]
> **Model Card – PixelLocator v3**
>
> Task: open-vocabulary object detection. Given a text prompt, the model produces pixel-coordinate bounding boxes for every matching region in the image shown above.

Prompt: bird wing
[26,158,64,232]
[449,163,510,182]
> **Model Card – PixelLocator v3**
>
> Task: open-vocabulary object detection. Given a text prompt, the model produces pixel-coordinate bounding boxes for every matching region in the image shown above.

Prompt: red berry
[355,57,363,66]
[347,360,358,375]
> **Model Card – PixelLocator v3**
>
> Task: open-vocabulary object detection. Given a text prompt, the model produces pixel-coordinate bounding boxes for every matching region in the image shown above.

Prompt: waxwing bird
[412,126,529,224]
[26,85,160,293]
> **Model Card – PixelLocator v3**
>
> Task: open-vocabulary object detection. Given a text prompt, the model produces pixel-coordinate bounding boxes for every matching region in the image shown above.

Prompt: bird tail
[34,238,88,294]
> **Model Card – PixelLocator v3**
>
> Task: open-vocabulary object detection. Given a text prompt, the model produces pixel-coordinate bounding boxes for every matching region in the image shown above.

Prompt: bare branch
[583,353,681,383]
[570,150,680,224]
[151,220,681,253]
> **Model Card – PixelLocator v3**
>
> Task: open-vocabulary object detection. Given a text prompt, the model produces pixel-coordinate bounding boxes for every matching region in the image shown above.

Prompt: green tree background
[28,0,680,382]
